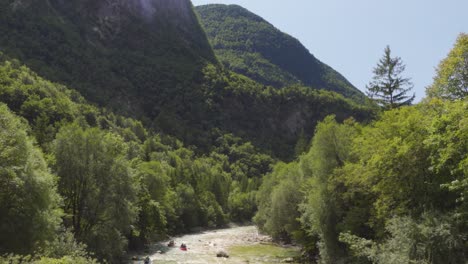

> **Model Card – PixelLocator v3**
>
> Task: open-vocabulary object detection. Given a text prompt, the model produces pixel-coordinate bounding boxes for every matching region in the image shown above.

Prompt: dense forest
[0,0,466,262]
[0,54,277,262]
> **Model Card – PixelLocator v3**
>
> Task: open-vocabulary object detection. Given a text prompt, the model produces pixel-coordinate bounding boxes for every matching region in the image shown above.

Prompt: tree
[53,123,137,261]
[254,162,303,241]
[0,104,62,254]
[426,33,468,100]
[366,46,415,109]
[299,116,360,263]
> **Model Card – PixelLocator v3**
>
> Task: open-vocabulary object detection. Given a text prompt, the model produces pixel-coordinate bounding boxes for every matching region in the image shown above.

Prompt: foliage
[426,33,468,100]
[196,4,366,101]
[199,65,375,160]
[0,255,98,264]
[53,124,138,261]
[0,104,62,254]
[298,116,361,263]
[254,99,468,263]
[340,214,466,264]
[366,46,415,109]
[255,162,304,241]
[38,230,94,261]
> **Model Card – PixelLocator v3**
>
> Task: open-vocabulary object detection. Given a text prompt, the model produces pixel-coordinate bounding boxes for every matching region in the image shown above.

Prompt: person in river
[144,256,150,264]
[167,240,175,247]
[180,243,187,251]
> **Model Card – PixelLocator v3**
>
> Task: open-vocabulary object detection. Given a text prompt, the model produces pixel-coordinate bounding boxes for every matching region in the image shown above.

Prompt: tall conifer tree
[366,46,415,109]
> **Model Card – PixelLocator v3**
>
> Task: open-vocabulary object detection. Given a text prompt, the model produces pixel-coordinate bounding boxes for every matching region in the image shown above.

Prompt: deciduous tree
[54,124,137,261]
[0,104,62,254]
[426,33,468,100]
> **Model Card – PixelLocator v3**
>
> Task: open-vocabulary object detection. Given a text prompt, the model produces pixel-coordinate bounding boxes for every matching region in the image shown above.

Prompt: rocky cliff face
[9,0,208,44]
[74,0,199,42]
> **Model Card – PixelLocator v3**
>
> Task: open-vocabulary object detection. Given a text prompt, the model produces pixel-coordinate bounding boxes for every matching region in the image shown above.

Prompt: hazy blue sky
[192,0,468,102]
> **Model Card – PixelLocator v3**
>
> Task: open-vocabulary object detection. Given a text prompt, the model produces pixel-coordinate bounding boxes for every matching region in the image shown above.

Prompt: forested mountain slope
[0,0,374,159]
[196,4,365,101]
[0,0,217,114]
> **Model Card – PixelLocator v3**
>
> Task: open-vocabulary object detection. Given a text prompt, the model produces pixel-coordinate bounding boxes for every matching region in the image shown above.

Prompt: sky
[192,0,468,102]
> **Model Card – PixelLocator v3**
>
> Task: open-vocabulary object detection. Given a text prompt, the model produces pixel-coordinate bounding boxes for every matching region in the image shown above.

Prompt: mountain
[0,0,216,114]
[0,0,374,159]
[196,4,364,101]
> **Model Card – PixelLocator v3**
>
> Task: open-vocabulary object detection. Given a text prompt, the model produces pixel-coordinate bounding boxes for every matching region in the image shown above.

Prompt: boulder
[216,250,229,258]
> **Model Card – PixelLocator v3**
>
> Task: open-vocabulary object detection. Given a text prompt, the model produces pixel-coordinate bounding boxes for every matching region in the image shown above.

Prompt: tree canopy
[426,33,468,100]
[255,99,468,263]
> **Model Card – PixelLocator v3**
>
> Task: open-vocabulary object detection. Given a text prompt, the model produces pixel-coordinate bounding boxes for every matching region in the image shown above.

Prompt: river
[130,225,300,263]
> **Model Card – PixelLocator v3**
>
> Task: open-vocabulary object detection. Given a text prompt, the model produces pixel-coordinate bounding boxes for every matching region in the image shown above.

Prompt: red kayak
[180,243,188,251]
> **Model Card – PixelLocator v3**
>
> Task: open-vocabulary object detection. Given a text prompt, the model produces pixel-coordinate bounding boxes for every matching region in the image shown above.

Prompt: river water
[130,225,300,264]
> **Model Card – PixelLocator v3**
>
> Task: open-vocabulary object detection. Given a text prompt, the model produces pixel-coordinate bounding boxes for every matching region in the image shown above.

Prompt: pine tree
[366,46,415,109]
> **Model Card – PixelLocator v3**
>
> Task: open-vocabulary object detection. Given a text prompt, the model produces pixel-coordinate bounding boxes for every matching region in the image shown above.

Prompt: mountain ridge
[196,4,365,101]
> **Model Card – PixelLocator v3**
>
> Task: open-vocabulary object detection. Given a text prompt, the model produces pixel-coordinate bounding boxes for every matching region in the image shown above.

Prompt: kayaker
[180,243,187,251]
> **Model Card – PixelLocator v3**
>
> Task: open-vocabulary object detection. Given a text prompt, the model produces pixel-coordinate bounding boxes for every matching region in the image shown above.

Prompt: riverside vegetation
[0,0,466,263]
[254,34,468,263]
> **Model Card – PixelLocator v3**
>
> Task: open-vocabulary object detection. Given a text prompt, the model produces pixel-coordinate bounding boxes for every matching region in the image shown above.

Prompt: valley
[0,0,466,263]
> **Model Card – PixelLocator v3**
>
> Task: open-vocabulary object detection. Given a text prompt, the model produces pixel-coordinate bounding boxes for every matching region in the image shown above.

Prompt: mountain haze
[196,4,364,101]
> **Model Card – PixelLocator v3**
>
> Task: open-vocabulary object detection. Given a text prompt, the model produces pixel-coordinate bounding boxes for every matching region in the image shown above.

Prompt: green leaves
[53,123,137,261]
[426,34,468,100]
[0,104,62,254]
[340,214,466,264]
[254,99,468,263]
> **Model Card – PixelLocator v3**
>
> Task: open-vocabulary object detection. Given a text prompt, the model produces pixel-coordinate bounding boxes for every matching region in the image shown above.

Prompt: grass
[229,243,301,263]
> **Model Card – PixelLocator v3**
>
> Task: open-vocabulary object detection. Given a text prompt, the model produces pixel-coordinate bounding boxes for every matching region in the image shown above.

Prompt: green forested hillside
[196,4,365,101]
[0,0,373,160]
[198,65,374,159]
